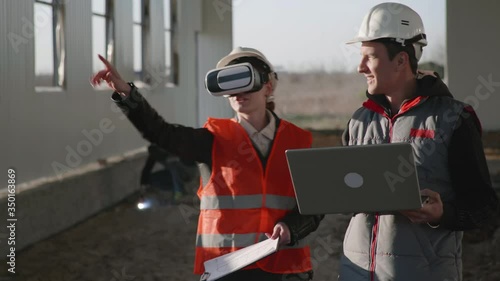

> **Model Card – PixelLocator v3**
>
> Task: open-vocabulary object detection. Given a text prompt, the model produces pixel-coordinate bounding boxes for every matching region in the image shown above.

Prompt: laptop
[285,143,423,214]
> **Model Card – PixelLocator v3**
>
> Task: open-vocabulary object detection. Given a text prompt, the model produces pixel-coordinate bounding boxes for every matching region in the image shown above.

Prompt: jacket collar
[363,72,453,117]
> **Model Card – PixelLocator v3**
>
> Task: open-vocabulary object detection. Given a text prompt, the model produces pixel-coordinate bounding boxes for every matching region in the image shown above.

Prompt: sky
[232,0,446,72]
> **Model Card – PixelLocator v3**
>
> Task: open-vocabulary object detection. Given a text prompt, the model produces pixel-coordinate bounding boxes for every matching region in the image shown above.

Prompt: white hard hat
[347,2,427,60]
[217,47,278,92]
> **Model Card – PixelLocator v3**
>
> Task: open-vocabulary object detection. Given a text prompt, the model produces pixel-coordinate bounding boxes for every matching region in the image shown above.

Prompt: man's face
[358,41,399,95]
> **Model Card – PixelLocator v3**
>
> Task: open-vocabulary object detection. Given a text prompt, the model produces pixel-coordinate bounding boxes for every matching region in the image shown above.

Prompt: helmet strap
[413,44,424,61]
[392,34,427,47]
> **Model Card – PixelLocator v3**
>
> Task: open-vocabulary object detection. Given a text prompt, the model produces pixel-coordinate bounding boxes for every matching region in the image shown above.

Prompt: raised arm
[91,54,132,97]
[91,55,213,164]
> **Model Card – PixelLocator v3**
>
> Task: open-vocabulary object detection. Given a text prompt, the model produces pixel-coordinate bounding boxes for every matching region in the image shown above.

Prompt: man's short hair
[374,39,419,74]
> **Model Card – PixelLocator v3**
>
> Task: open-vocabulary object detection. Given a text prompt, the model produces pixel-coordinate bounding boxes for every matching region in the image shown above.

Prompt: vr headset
[204,62,272,97]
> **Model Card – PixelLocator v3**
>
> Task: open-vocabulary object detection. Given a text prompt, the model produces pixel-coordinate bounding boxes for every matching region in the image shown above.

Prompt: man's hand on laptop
[266,222,291,246]
[400,189,443,227]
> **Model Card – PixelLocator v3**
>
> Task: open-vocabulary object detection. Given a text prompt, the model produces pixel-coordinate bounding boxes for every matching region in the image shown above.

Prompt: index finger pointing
[98,54,113,69]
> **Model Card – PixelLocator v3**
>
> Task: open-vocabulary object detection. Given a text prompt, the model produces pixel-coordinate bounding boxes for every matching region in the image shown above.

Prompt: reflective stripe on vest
[200,194,297,210]
[196,233,307,249]
[196,233,258,248]
[265,194,297,210]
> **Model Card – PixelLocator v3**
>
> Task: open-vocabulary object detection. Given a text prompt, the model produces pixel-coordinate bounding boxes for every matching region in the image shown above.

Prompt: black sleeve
[279,208,324,245]
[112,89,213,165]
[440,111,499,230]
[140,153,156,185]
[148,144,170,162]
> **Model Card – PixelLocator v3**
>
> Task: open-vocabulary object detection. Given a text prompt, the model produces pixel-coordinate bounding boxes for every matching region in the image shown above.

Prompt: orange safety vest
[194,118,313,275]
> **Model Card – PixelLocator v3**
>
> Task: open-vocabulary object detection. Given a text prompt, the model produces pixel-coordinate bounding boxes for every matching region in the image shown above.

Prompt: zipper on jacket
[366,98,425,280]
[388,118,394,141]
[369,213,379,281]
[369,116,394,280]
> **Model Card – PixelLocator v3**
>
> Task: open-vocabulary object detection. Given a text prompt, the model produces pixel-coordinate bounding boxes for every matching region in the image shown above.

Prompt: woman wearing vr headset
[91,47,323,281]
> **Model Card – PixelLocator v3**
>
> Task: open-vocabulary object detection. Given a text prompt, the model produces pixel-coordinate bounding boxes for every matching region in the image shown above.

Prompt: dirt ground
[8,131,500,281]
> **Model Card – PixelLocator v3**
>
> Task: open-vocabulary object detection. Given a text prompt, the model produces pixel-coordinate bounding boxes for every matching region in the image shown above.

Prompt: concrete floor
[6,160,500,281]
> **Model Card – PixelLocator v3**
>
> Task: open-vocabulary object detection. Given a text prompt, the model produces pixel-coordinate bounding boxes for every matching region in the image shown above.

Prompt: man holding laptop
[338,3,499,281]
